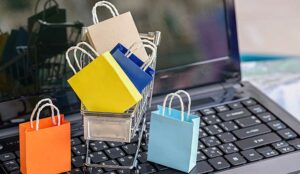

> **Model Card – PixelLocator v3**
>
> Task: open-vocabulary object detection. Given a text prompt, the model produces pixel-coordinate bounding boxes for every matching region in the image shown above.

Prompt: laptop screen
[0,0,240,126]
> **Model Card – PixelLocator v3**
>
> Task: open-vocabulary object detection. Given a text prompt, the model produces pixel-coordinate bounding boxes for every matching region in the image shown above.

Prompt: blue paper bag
[110,43,155,92]
[111,43,155,76]
[148,92,200,173]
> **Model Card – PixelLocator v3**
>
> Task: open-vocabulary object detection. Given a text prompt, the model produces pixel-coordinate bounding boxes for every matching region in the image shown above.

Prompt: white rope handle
[162,93,185,121]
[30,98,55,129]
[142,44,157,71]
[35,103,61,131]
[92,1,120,24]
[125,41,143,58]
[74,42,99,68]
[65,46,95,74]
[169,90,191,116]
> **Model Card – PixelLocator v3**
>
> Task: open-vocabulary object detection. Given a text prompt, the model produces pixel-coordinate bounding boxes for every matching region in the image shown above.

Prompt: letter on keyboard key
[3,160,19,172]
[0,153,16,162]
[218,108,251,121]
[233,124,271,139]
[241,149,263,162]
[235,133,282,150]
[225,153,246,166]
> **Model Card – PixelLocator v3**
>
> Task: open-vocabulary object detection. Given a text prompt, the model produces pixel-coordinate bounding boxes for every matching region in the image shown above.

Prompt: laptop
[0,0,300,173]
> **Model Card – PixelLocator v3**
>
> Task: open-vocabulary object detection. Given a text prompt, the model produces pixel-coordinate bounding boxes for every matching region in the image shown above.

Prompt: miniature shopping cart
[81,31,161,173]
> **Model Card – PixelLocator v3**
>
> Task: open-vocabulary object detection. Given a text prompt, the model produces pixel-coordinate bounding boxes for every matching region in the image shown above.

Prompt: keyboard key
[279,146,295,154]
[141,142,148,151]
[14,151,20,158]
[235,116,261,128]
[257,146,279,158]
[202,115,221,125]
[202,147,223,158]
[192,161,214,174]
[201,136,221,147]
[272,141,289,149]
[118,156,134,166]
[200,108,216,115]
[214,105,229,113]
[118,169,132,174]
[117,169,131,174]
[288,138,300,149]
[138,152,148,163]
[138,163,156,174]
[228,102,243,109]
[257,112,276,123]
[0,153,16,162]
[10,171,21,174]
[3,160,19,172]
[87,167,104,174]
[104,171,117,174]
[197,151,207,161]
[90,141,109,151]
[198,141,205,149]
[204,125,223,135]
[105,147,125,159]
[267,120,286,131]
[101,160,118,172]
[107,142,124,148]
[242,99,257,106]
[219,121,239,131]
[248,105,266,114]
[89,151,108,163]
[71,138,82,146]
[217,132,237,143]
[218,108,251,121]
[277,128,297,140]
[225,153,246,166]
[219,143,239,154]
[72,144,87,156]
[233,124,271,139]
[72,155,85,168]
[235,133,282,150]
[199,128,208,138]
[122,144,137,155]
[71,168,83,174]
[153,164,168,171]
[241,149,263,162]
[208,157,230,170]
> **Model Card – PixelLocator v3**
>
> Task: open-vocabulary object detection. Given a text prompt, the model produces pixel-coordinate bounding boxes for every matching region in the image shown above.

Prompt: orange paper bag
[19,99,71,174]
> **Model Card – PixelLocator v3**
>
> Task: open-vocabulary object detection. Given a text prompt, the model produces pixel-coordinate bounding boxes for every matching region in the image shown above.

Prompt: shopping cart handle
[38,20,84,28]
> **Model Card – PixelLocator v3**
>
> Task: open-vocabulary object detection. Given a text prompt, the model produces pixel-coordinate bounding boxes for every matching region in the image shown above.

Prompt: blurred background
[0,0,299,122]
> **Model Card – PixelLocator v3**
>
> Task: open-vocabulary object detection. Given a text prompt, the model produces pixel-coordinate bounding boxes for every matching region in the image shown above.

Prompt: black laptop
[1,0,300,174]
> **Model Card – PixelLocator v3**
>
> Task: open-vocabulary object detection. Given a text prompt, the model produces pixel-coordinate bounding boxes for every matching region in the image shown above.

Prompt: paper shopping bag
[110,43,155,92]
[66,45,142,113]
[19,100,71,174]
[86,1,148,62]
[28,0,67,59]
[148,91,200,173]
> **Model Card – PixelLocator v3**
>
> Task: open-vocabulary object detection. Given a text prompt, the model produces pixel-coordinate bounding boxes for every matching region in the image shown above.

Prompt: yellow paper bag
[66,45,142,113]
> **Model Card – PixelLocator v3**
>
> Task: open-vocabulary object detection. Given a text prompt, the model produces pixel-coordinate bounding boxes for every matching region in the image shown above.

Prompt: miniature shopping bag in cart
[66,43,142,113]
[86,1,149,62]
[148,90,200,173]
[82,32,160,172]
[110,41,157,92]
[19,98,71,174]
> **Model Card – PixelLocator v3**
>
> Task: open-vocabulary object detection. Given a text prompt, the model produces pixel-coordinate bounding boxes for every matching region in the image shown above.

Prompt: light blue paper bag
[148,91,200,173]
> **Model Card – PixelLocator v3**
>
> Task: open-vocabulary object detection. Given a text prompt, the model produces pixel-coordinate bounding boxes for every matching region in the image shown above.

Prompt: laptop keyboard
[1,98,300,174]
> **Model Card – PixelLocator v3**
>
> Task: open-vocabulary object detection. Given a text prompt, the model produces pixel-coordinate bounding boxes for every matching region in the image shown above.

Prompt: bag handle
[169,90,191,116]
[65,46,95,74]
[125,40,157,71]
[30,98,55,129]
[74,42,99,69]
[92,1,120,24]
[141,40,157,71]
[162,93,185,121]
[34,103,61,131]
[34,0,58,14]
